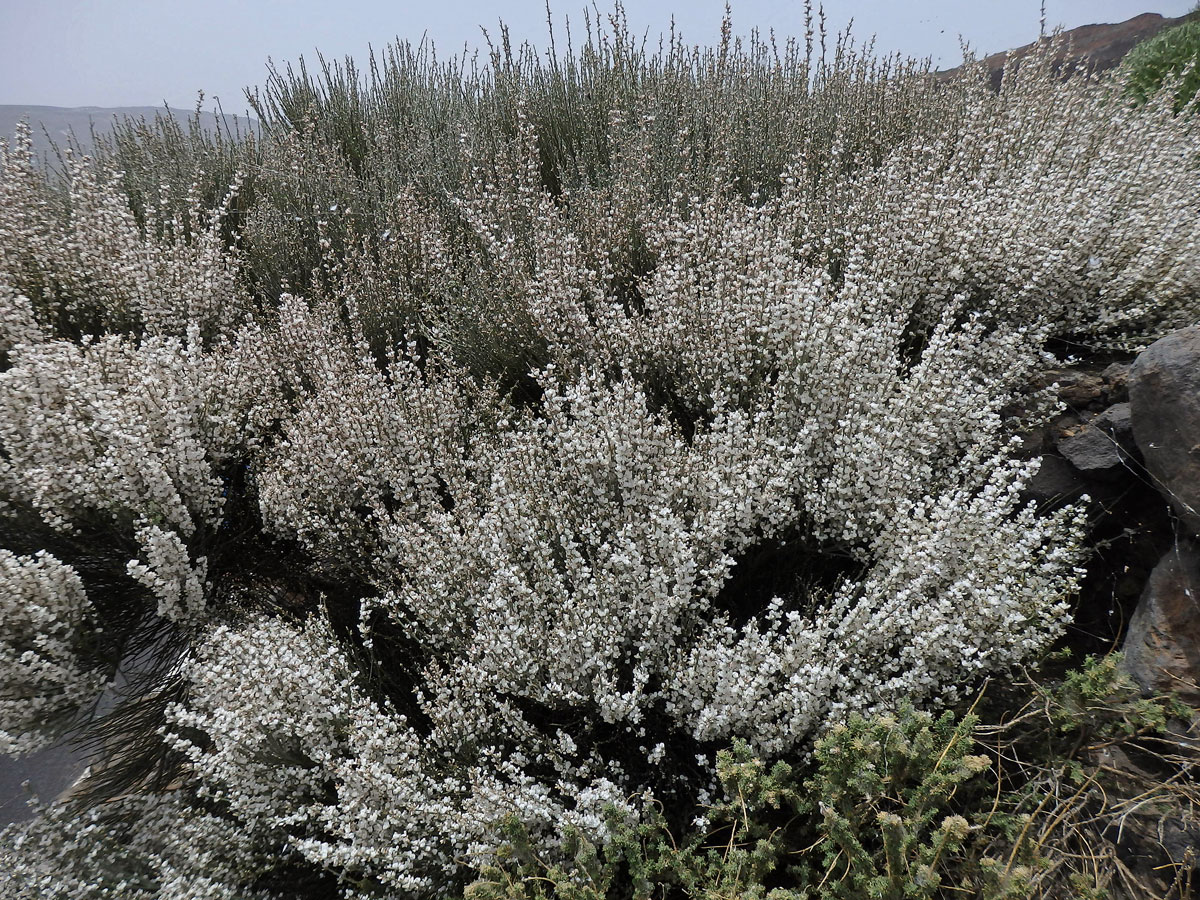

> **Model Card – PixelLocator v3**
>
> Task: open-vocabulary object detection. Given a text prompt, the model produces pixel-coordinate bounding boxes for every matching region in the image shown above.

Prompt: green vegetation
[467,656,1196,900]
[1122,17,1200,111]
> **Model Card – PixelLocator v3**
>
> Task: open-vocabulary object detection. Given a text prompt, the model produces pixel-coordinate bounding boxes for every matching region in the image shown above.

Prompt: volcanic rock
[1121,540,1200,704]
[1056,402,1136,478]
[1129,326,1200,535]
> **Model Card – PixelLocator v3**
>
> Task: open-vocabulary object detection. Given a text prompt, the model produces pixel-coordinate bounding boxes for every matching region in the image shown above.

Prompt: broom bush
[1,4,1198,897]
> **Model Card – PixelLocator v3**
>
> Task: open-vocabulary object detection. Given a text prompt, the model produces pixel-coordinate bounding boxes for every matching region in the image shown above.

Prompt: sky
[0,0,1195,111]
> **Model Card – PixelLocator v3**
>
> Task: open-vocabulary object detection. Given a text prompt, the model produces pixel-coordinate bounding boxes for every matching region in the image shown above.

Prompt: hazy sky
[1,1,1195,110]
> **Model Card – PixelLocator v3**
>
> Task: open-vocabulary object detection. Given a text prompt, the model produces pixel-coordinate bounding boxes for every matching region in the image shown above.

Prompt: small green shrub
[465,655,1195,900]
[464,705,1008,899]
[799,709,996,900]
[1122,19,1200,111]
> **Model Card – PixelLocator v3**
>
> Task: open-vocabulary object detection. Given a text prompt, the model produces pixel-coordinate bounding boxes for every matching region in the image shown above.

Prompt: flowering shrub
[0,9,1197,898]
[837,52,1200,343]
[0,126,247,341]
[0,792,267,899]
[0,550,103,754]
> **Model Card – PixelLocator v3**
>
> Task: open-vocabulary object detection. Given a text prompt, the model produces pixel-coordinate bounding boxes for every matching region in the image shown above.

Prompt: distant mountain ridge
[938,10,1200,87]
[0,105,258,161]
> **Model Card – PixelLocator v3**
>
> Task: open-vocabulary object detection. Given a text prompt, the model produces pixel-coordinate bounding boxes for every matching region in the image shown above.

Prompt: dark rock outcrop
[0,743,86,827]
[1056,402,1136,479]
[1018,364,1137,509]
[1129,325,1200,536]
[1121,540,1200,704]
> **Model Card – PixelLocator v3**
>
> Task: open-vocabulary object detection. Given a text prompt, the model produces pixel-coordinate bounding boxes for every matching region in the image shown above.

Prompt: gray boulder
[1130,326,1200,535]
[1056,402,1136,478]
[1121,540,1200,704]
[1102,362,1131,401]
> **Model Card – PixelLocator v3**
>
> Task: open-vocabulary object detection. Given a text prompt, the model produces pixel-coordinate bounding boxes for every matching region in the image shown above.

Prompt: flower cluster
[166,615,461,894]
[0,550,103,754]
[126,524,209,623]
[0,792,266,899]
[1,125,246,341]
[826,52,1200,343]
